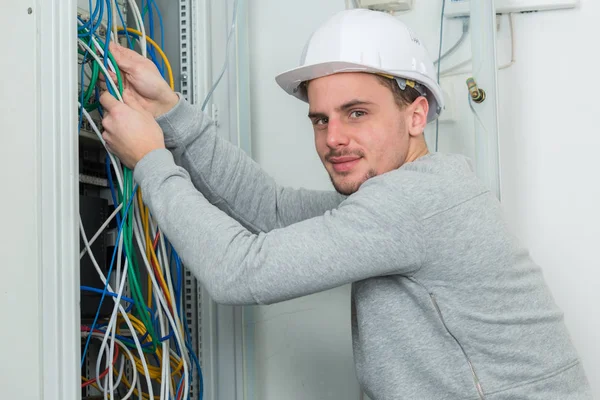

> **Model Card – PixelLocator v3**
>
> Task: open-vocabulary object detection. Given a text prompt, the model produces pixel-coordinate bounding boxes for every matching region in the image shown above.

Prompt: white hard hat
[275,9,444,122]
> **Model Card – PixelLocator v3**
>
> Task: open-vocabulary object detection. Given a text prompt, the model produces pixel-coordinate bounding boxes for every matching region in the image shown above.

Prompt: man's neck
[404,138,430,164]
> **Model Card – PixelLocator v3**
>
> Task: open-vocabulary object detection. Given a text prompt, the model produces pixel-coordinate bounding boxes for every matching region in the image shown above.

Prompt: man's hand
[100,89,166,169]
[102,42,179,118]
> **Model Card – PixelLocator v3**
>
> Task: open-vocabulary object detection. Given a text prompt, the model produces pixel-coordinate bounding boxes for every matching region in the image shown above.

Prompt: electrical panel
[445,0,578,18]
[76,1,206,399]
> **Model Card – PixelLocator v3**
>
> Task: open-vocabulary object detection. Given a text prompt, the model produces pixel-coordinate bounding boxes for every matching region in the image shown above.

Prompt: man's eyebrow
[308,111,327,120]
[308,100,374,119]
[337,99,374,112]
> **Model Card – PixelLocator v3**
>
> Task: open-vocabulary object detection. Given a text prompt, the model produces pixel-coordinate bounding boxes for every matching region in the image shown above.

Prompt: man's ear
[408,97,429,137]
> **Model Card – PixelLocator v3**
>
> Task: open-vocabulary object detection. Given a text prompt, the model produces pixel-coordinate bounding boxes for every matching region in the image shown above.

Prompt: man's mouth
[329,156,361,173]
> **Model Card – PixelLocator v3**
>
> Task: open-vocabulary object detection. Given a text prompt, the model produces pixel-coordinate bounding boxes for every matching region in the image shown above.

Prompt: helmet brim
[275,61,445,123]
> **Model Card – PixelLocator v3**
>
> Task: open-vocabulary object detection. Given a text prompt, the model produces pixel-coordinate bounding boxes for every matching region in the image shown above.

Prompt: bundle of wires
[77,1,202,399]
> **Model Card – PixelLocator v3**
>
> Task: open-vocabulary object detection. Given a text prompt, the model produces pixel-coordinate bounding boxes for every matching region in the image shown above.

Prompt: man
[99,9,592,400]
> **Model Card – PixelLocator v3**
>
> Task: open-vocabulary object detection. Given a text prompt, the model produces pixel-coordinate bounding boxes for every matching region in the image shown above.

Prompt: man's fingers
[123,89,145,113]
[99,91,121,112]
[109,42,144,73]
[98,71,118,91]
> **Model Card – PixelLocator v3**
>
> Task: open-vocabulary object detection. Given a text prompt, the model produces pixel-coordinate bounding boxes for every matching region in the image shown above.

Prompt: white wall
[246,1,360,399]
[246,0,599,398]
[0,2,42,399]
[497,2,600,394]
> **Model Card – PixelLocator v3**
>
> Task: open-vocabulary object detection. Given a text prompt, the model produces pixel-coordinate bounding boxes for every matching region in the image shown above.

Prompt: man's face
[307,72,411,195]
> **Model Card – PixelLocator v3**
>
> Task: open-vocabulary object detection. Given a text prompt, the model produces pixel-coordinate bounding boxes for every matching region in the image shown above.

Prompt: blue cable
[175,249,183,317]
[115,2,133,50]
[175,374,185,400]
[80,185,138,368]
[149,0,166,73]
[78,0,102,34]
[142,0,163,76]
[102,0,116,97]
[78,52,88,134]
[106,154,122,228]
[81,286,135,313]
[182,294,203,400]
[188,343,203,400]
[94,87,104,119]
[116,29,165,79]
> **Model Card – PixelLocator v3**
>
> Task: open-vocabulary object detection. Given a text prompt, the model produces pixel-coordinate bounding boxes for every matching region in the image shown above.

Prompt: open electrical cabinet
[26,0,252,399]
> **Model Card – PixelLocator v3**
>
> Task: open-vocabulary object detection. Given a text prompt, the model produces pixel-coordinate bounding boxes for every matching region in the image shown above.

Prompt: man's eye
[350,111,366,119]
[314,118,328,125]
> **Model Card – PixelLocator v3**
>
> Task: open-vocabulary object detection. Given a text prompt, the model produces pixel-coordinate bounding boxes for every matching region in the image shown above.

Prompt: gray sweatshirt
[133,96,593,399]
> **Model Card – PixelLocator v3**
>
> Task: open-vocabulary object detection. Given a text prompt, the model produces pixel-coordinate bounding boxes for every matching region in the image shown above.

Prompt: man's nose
[326,118,350,148]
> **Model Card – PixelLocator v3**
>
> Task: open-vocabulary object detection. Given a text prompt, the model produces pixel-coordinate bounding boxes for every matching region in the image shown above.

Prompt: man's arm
[102,42,343,232]
[134,149,425,305]
[158,95,345,233]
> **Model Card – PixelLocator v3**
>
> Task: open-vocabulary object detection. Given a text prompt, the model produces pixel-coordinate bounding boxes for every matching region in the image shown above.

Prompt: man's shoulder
[358,152,489,218]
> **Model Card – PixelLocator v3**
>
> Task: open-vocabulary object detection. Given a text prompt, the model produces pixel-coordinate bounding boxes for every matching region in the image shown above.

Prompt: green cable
[78,29,124,96]
[84,53,99,105]
[122,171,159,351]
[84,102,100,112]
[79,26,161,353]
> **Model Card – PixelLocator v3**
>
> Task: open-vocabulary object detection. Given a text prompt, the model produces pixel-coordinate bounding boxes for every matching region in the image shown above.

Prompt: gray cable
[201,0,240,111]
[435,0,447,152]
[434,18,469,65]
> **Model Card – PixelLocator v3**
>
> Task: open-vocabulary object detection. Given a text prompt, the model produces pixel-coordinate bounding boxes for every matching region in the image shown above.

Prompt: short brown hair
[300,73,423,109]
[373,75,423,110]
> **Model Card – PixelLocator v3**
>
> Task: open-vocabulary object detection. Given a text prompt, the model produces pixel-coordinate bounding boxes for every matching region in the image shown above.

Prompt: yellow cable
[138,189,154,310]
[119,373,151,400]
[121,314,184,379]
[136,187,174,310]
[118,27,174,90]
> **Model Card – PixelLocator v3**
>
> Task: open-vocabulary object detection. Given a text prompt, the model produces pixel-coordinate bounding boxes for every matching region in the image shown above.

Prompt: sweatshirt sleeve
[156,95,345,233]
[134,149,426,305]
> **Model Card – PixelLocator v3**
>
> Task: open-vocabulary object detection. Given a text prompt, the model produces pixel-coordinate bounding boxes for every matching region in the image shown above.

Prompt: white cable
[79,217,155,400]
[152,215,190,388]
[441,14,515,78]
[499,13,515,70]
[105,223,125,400]
[132,222,190,398]
[127,0,147,57]
[152,220,179,399]
[152,217,184,336]
[131,220,190,399]
[80,5,187,396]
[112,0,119,42]
[80,107,124,191]
[158,303,169,400]
[92,233,125,394]
[152,223,175,400]
[136,374,144,400]
[80,203,123,259]
[76,20,117,75]
[84,333,139,400]
[113,351,126,393]
[77,40,123,102]
[80,107,135,399]
[133,197,146,253]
